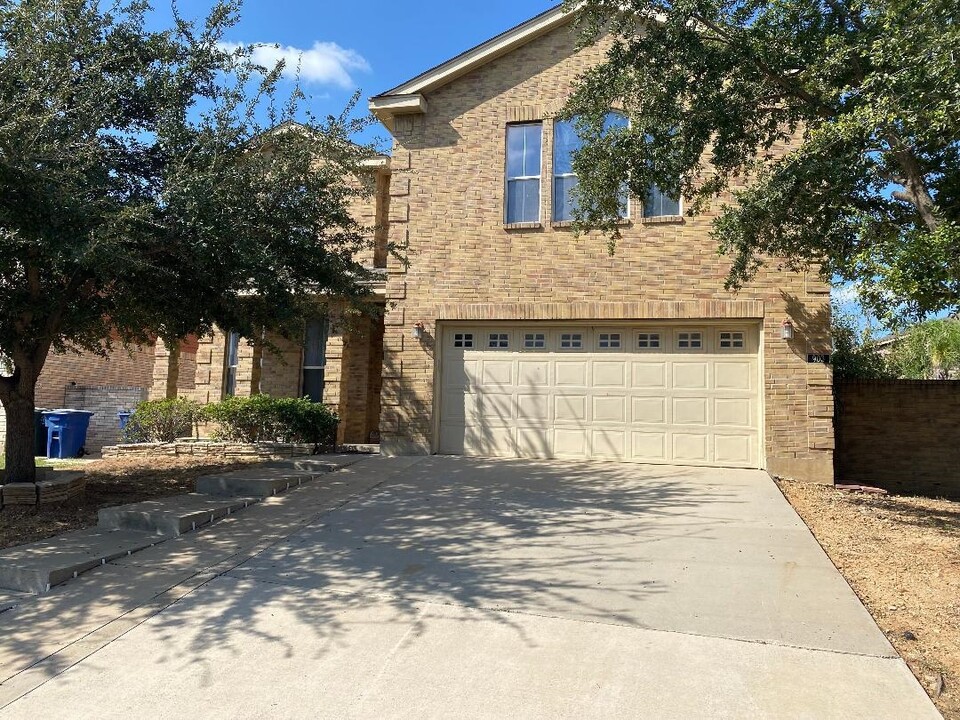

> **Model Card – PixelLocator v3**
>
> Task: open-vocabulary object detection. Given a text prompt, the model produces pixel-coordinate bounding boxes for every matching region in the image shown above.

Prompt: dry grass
[779,479,960,719]
[0,456,262,550]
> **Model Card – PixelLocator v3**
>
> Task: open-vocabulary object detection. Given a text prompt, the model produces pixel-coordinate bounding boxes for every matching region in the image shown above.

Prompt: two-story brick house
[162,5,832,482]
[365,5,834,482]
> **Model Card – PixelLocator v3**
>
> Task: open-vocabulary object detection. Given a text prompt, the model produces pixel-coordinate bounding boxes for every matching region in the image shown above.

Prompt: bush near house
[203,395,339,450]
[124,398,203,443]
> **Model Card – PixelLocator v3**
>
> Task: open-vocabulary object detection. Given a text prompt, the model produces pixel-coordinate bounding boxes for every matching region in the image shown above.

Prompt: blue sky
[152,1,559,149]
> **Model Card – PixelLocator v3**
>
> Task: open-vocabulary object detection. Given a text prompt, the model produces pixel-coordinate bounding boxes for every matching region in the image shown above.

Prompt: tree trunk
[0,381,38,484]
[165,344,181,400]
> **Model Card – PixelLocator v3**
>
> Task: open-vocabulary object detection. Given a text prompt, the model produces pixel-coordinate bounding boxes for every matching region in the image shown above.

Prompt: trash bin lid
[42,409,95,416]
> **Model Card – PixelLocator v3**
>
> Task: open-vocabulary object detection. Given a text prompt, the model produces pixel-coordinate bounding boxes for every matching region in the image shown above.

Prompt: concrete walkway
[0,456,940,719]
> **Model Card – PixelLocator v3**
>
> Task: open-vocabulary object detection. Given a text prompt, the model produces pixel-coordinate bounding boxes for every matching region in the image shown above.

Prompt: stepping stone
[98,494,256,537]
[0,528,160,593]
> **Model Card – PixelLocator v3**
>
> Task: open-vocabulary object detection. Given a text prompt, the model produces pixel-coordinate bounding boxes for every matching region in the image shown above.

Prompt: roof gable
[369,5,573,131]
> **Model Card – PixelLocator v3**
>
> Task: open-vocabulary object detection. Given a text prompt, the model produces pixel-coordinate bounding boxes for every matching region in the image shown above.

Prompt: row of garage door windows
[452,329,747,352]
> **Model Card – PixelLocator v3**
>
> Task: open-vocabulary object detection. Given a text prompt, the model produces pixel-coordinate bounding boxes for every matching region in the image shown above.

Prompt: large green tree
[562,0,959,324]
[0,0,377,482]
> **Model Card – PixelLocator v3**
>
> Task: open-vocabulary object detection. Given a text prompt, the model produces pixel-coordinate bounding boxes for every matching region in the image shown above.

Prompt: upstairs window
[553,112,629,222]
[302,318,328,403]
[644,186,681,218]
[506,123,542,223]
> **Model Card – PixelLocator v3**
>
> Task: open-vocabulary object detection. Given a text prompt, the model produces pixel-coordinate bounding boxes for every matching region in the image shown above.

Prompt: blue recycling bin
[117,410,132,432]
[41,410,95,459]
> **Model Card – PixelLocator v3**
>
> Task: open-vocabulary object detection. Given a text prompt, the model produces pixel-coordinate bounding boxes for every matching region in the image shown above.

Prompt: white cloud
[221,41,370,88]
[832,283,860,305]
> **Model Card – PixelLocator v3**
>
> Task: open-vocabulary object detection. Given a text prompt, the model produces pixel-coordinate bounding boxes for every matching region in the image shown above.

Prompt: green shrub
[204,395,339,451]
[124,398,202,443]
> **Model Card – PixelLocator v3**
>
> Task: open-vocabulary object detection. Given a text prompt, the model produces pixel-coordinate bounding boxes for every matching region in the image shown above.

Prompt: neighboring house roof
[369,4,573,131]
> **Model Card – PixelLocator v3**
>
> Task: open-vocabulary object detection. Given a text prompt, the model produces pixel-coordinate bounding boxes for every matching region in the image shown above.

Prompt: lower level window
[224,331,240,397]
[524,333,546,349]
[678,331,702,349]
[560,333,583,349]
[302,318,328,403]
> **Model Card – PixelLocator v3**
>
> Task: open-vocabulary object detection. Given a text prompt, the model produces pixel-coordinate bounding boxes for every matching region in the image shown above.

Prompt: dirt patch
[778,479,960,719]
[0,456,262,550]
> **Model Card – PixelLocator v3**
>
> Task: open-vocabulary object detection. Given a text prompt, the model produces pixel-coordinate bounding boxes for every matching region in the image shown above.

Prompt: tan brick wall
[35,342,156,409]
[378,22,833,481]
[836,380,960,498]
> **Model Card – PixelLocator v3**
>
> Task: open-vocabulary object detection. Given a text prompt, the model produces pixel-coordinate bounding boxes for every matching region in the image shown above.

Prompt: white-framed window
[719,331,746,349]
[523,332,546,349]
[301,317,328,403]
[677,331,703,349]
[553,112,629,222]
[559,332,583,349]
[453,332,474,349]
[488,332,509,349]
[637,332,661,349]
[506,123,542,223]
[598,332,622,349]
[223,331,240,397]
[643,186,681,218]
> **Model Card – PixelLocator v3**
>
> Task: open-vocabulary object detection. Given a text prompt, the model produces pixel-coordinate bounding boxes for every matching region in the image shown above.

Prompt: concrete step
[197,454,369,497]
[0,528,161,593]
[98,494,258,537]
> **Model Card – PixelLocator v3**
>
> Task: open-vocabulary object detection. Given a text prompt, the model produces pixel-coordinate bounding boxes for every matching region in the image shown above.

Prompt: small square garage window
[560,333,583,349]
[677,331,702,349]
[523,333,546,349]
[488,333,509,348]
[719,331,745,349]
[637,332,661,349]
[453,333,474,348]
[598,333,621,349]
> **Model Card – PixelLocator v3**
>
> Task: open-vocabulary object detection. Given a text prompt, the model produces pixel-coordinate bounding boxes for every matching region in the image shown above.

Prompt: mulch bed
[778,479,960,719]
[0,457,262,550]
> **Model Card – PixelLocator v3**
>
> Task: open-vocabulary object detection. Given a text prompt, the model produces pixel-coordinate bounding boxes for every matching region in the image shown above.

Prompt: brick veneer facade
[0,342,156,451]
[371,17,833,481]
[835,380,960,498]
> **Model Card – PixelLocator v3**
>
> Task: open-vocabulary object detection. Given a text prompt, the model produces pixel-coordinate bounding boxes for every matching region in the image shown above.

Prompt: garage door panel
[632,362,667,388]
[673,363,708,389]
[632,397,666,424]
[593,361,627,387]
[594,396,626,423]
[555,395,587,422]
[517,394,550,422]
[673,433,709,462]
[554,429,588,457]
[673,397,708,425]
[715,433,754,465]
[481,360,513,386]
[715,398,752,427]
[518,361,549,387]
[556,362,588,387]
[517,428,551,458]
[439,326,760,469]
[478,393,513,424]
[715,361,754,390]
[593,429,626,459]
[632,431,667,460]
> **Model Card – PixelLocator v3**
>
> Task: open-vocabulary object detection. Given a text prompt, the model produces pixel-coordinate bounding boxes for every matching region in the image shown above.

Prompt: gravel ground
[0,456,262,550]
[779,479,960,719]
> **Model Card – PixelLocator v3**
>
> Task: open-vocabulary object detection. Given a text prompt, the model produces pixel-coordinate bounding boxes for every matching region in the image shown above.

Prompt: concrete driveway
[0,456,940,718]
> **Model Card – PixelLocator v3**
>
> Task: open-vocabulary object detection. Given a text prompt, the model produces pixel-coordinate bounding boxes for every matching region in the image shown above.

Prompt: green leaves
[563,0,960,324]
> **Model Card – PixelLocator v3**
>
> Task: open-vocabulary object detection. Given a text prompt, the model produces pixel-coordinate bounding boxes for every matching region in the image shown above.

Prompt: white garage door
[438,325,761,468]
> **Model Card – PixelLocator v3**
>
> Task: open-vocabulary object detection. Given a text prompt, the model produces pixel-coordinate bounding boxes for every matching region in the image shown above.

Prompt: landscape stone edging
[1,472,87,507]
[101,440,316,460]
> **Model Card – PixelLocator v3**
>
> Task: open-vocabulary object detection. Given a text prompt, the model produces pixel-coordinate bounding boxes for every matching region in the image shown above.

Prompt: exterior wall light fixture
[780,319,795,340]
[412,322,425,340]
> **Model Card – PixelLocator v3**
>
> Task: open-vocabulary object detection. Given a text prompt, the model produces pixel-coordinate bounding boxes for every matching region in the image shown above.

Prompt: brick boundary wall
[102,441,316,460]
[835,379,960,498]
[64,386,148,454]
